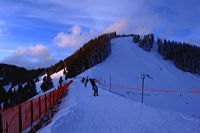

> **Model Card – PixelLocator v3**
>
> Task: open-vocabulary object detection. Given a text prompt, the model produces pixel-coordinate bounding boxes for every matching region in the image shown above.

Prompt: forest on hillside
[0,32,116,108]
[46,32,117,77]
[133,34,200,74]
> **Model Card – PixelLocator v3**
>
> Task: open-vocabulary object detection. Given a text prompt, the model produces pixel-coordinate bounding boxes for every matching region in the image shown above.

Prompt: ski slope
[81,37,200,116]
[38,37,200,133]
[38,80,200,133]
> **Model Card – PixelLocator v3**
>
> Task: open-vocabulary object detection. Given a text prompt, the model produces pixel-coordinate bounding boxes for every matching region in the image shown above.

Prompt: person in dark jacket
[81,77,85,85]
[85,76,89,87]
[90,78,98,96]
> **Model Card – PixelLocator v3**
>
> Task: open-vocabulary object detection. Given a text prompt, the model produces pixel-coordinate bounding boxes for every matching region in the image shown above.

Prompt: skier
[85,76,89,87]
[59,77,63,86]
[81,77,85,83]
[90,78,98,96]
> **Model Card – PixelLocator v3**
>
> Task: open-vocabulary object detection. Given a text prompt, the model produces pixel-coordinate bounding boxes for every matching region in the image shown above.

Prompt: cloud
[0,20,7,37]
[0,48,15,53]
[54,25,96,48]
[103,18,129,34]
[1,0,200,45]
[3,44,56,69]
[16,44,52,59]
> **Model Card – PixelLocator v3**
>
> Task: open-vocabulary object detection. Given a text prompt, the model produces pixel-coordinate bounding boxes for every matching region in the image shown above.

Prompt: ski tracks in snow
[40,80,200,133]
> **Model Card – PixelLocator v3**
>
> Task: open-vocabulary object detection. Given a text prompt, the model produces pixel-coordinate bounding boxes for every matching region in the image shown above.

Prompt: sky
[0,0,200,69]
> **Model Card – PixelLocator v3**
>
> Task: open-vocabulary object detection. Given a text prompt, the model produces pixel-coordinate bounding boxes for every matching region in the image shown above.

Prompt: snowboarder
[90,78,98,96]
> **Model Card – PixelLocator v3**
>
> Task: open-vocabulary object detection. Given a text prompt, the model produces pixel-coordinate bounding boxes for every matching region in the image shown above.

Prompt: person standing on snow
[81,77,85,85]
[90,78,98,96]
[85,76,89,87]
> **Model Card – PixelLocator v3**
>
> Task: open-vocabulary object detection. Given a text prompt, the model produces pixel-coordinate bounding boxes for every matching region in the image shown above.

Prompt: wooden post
[19,105,22,133]
[50,92,52,108]
[0,111,3,133]
[30,101,33,126]
[45,94,47,111]
[38,97,41,117]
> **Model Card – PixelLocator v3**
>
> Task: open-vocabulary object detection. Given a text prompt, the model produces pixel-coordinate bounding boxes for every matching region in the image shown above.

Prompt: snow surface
[80,37,200,117]
[3,83,12,92]
[38,80,200,133]
[38,37,200,133]
[33,69,67,98]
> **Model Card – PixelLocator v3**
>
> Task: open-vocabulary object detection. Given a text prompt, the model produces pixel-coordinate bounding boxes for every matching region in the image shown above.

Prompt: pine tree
[0,85,6,106]
[65,73,68,80]
[17,84,25,103]
[41,74,54,92]
[29,80,37,98]
[63,68,66,75]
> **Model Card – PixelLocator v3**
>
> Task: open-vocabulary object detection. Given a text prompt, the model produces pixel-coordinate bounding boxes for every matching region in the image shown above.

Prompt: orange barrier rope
[95,79,200,94]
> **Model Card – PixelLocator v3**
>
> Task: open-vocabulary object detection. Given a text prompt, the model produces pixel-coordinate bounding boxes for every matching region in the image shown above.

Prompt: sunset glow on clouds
[0,0,199,68]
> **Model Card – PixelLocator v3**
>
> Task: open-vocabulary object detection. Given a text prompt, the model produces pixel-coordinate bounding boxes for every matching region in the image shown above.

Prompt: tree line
[157,39,200,74]
[0,63,45,87]
[0,79,38,108]
[46,32,117,77]
[132,34,200,74]
[0,32,116,108]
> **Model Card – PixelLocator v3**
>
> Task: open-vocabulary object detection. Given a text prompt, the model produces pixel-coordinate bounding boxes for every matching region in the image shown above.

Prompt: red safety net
[21,101,31,131]
[32,98,40,122]
[46,93,51,110]
[40,95,46,115]
[0,80,73,133]
[2,105,20,133]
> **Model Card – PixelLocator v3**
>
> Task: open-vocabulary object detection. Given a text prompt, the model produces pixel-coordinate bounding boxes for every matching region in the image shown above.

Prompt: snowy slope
[80,37,200,116]
[38,80,200,133]
[32,69,67,98]
[38,37,200,133]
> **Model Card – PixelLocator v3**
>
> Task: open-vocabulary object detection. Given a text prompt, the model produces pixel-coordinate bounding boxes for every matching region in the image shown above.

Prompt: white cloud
[54,25,96,48]
[16,44,52,59]
[0,20,7,37]
[103,18,129,34]
[3,44,55,69]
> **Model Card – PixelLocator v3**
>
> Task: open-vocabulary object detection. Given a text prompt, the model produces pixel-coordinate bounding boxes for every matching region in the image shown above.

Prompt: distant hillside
[46,32,117,77]
[1,32,200,109]
[0,63,45,87]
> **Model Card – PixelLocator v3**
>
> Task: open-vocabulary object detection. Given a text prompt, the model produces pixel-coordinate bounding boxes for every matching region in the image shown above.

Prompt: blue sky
[0,0,200,69]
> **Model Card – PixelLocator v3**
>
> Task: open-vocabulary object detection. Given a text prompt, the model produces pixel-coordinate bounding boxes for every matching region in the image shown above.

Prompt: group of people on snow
[81,76,99,96]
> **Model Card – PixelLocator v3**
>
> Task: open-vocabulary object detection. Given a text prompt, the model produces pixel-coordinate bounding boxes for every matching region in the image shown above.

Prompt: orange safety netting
[0,80,73,133]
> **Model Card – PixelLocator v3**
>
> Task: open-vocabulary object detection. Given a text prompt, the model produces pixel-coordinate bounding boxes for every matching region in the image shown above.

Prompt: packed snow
[38,80,200,133]
[38,37,200,133]
[81,37,200,117]
[33,69,67,98]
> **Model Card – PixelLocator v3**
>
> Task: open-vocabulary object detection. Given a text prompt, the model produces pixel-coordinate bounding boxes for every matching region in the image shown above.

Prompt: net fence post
[0,111,3,133]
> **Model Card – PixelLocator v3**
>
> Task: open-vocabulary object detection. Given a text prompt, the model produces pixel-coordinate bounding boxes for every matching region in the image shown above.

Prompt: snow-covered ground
[38,80,200,133]
[38,37,200,133]
[80,37,200,117]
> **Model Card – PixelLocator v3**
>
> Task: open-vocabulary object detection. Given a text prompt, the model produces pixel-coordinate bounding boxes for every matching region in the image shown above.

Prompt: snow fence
[0,80,73,133]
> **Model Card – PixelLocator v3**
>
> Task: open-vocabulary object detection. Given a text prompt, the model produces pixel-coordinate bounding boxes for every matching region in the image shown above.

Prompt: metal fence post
[141,74,145,104]
[110,75,111,92]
